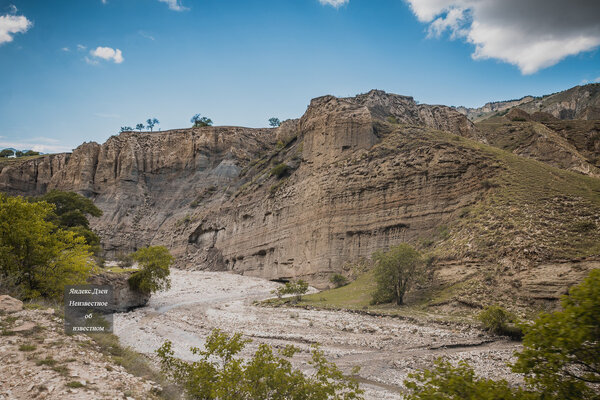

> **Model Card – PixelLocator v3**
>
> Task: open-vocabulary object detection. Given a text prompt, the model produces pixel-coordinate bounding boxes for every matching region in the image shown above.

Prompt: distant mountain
[456,83,600,122]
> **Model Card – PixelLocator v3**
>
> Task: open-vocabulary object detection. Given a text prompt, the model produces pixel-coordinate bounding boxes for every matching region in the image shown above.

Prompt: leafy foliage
[477,305,522,338]
[405,359,538,400]
[156,329,363,400]
[371,244,423,305]
[136,123,145,132]
[512,269,600,399]
[127,246,173,294]
[0,194,93,299]
[269,117,281,127]
[120,126,133,132]
[191,114,213,127]
[0,149,14,157]
[275,280,309,301]
[35,190,103,255]
[330,274,348,288]
[146,118,159,131]
[270,163,290,179]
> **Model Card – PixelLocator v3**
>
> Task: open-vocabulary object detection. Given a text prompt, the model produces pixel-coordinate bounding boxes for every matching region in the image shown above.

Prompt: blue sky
[0,0,599,153]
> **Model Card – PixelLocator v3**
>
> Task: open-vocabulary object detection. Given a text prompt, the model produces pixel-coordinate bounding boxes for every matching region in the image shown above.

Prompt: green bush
[0,194,93,300]
[127,246,173,294]
[275,280,309,301]
[512,269,600,399]
[330,274,348,288]
[371,244,423,306]
[270,163,290,179]
[406,270,600,400]
[477,305,521,338]
[157,329,363,400]
[405,359,537,400]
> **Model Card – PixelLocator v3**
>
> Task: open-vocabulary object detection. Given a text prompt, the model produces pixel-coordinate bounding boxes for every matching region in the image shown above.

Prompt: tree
[405,359,537,400]
[371,244,423,305]
[119,126,133,133]
[135,123,145,132]
[35,190,103,255]
[512,269,600,399]
[0,194,93,299]
[128,246,173,294]
[0,149,14,157]
[269,117,281,127]
[146,118,159,132]
[15,151,23,157]
[330,273,348,288]
[405,269,600,400]
[157,329,363,400]
[191,114,213,127]
[23,150,40,156]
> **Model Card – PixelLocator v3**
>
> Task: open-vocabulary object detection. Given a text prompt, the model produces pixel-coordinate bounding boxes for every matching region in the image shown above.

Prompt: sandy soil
[114,269,522,399]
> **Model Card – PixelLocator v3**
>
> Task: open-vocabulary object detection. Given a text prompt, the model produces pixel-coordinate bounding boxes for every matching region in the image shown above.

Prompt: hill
[1,87,599,313]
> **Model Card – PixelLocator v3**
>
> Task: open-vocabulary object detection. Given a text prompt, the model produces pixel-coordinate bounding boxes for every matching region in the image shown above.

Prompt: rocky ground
[0,300,161,400]
[115,269,523,400]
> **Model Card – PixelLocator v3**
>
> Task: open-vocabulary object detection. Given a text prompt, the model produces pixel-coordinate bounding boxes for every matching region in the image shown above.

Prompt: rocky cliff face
[457,83,600,122]
[1,89,599,298]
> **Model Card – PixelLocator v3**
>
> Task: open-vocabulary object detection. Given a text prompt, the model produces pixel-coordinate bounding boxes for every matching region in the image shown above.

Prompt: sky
[0,0,599,153]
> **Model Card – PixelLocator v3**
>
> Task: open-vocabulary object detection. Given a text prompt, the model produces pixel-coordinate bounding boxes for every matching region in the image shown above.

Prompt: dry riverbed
[115,269,522,399]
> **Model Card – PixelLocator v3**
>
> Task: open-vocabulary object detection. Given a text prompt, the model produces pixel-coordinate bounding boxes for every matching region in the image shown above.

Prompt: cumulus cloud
[318,0,349,7]
[406,0,600,74]
[89,46,124,64]
[158,0,188,11]
[0,7,32,45]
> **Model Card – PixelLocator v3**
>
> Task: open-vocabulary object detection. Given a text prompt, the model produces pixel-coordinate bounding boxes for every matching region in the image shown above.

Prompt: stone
[0,295,23,313]
[12,322,36,332]
[87,272,150,312]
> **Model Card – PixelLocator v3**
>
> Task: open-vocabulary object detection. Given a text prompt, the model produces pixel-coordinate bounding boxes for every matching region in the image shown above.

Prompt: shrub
[371,244,423,306]
[330,274,348,288]
[19,344,36,352]
[512,269,600,399]
[571,220,596,232]
[270,163,290,179]
[156,329,363,400]
[275,280,309,301]
[405,359,536,400]
[477,305,521,339]
[127,246,173,294]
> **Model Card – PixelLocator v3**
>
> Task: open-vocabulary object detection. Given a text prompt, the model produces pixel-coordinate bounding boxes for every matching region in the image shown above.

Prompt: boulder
[0,295,23,313]
[88,272,150,312]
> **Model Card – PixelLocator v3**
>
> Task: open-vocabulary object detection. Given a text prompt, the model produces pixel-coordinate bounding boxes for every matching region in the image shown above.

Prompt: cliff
[1,88,599,307]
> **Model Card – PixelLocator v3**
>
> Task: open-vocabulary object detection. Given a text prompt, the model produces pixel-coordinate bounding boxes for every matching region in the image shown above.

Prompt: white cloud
[0,11,32,45]
[101,0,107,4]
[0,139,74,154]
[61,47,70,52]
[406,0,600,74]
[77,44,86,51]
[89,46,124,64]
[158,0,189,11]
[318,0,348,7]
[138,31,155,41]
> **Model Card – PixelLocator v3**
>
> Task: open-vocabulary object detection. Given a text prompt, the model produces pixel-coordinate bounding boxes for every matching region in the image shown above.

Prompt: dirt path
[114,270,521,399]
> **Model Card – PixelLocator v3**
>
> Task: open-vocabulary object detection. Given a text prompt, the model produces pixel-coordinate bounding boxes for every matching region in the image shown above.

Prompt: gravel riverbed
[114,269,522,399]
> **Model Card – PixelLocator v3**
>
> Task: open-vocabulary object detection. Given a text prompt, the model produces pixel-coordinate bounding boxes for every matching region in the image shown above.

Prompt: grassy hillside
[290,126,600,317]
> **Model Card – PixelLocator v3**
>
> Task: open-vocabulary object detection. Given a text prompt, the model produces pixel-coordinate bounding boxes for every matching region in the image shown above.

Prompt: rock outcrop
[457,83,600,122]
[87,272,150,312]
[0,295,23,313]
[0,88,599,299]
